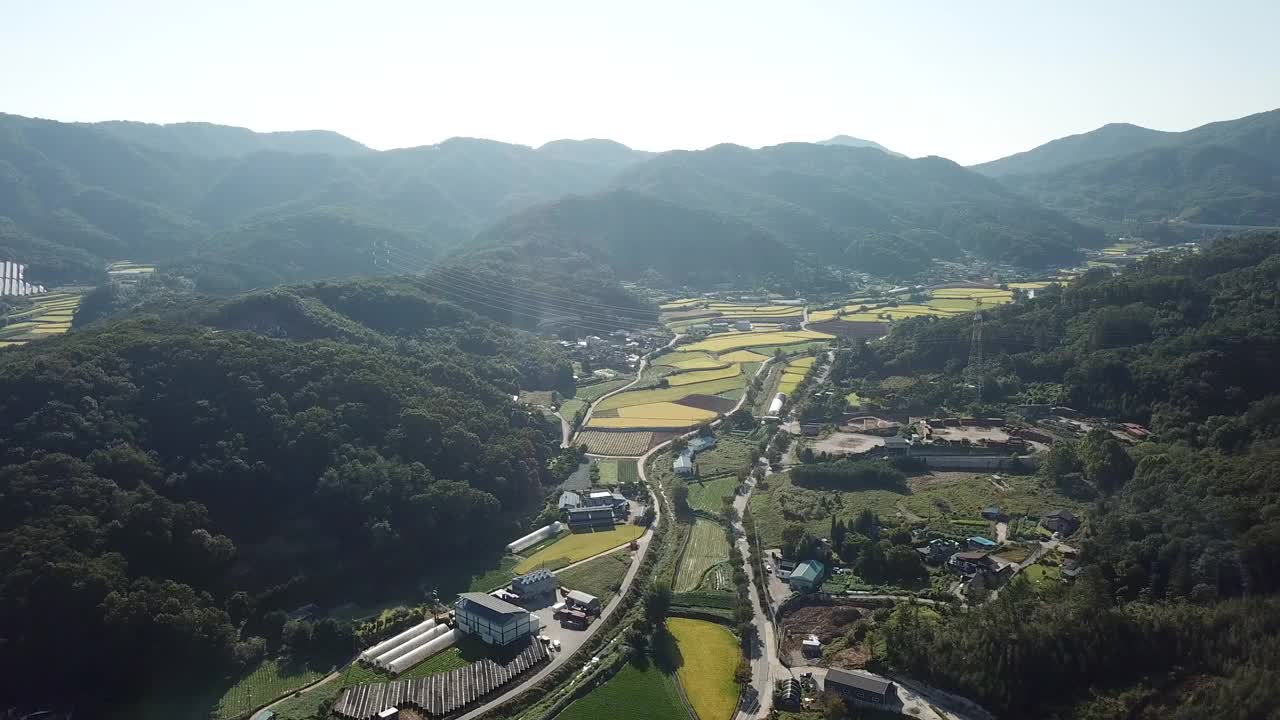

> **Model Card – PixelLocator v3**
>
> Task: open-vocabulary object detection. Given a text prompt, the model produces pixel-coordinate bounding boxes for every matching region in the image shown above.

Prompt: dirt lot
[780,605,867,666]
[811,431,884,456]
[929,425,1013,443]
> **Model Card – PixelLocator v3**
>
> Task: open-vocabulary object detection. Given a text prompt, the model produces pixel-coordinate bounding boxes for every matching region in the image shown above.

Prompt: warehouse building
[511,569,556,600]
[455,593,539,646]
[824,667,895,705]
[567,506,616,531]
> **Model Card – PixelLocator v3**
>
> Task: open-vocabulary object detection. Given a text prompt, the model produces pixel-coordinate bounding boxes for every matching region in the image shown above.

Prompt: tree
[672,480,691,516]
[644,582,672,625]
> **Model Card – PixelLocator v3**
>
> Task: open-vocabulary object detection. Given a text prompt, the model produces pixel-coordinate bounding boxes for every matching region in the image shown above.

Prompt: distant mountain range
[1,108,1277,294]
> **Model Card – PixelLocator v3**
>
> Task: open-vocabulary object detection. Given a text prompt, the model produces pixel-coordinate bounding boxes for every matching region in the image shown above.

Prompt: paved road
[731,464,785,719]
[554,411,571,448]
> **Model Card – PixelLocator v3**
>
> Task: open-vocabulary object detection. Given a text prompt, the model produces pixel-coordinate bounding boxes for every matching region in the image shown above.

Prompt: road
[786,665,994,720]
[554,411,572,448]
[731,463,784,719]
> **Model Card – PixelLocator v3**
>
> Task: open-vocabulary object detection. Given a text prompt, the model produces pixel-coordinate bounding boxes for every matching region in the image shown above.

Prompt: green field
[596,377,746,411]
[576,378,634,402]
[556,551,632,605]
[668,618,741,720]
[596,458,640,485]
[675,519,733,592]
[515,525,645,574]
[749,470,1085,548]
[212,659,326,720]
[556,660,689,720]
[686,476,739,515]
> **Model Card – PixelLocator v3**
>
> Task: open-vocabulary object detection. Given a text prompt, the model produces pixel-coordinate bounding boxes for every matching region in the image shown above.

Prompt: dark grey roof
[825,667,892,695]
[514,568,554,585]
[568,506,615,519]
[457,592,527,622]
[1046,508,1078,521]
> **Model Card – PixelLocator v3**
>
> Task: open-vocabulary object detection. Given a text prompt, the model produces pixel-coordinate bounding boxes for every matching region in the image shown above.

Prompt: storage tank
[388,628,463,675]
[359,618,436,664]
[507,521,565,554]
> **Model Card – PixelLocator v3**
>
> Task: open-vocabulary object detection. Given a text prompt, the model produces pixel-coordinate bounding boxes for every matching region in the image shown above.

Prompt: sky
[3,0,1279,165]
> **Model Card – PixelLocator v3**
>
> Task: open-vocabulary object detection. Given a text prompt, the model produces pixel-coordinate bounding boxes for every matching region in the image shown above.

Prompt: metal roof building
[824,667,894,705]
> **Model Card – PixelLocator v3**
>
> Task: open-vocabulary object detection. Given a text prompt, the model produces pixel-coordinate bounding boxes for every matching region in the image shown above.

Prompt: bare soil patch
[674,394,736,413]
[811,431,884,456]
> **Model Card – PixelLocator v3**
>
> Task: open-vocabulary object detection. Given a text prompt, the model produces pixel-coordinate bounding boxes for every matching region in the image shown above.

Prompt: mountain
[975,109,1280,227]
[467,189,801,285]
[0,113,640,288]
[84,119,371,157]
[611,142,1104,271]
[817,134,903,157]
[971,122,1174,177]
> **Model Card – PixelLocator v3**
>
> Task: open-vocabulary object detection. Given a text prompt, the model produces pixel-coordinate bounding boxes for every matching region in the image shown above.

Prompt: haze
[3,0,1280,164]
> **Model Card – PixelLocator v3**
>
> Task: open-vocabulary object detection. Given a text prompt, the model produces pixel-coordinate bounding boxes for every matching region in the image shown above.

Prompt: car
[765,566,773,574]
[552,639,562,651]
[800,671,812,679]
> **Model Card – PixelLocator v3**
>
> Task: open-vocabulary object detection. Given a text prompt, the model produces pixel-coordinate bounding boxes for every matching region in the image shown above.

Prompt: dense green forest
[0,277,580,709]
[823,234,1280,717]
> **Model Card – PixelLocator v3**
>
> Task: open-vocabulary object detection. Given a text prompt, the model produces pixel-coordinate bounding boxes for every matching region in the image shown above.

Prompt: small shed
[788,560,826,592]
[981,506,1005,521]
[802,634,822,657]
[565,590,601,614]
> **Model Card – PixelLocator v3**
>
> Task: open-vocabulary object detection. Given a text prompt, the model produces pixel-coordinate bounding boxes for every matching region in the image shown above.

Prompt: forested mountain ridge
[817,134,903,156]
[82,118,372,157]
[833,233,1280,718]
[610,141,1105,270]
[976,108,1280,227]
[0,276,578,710]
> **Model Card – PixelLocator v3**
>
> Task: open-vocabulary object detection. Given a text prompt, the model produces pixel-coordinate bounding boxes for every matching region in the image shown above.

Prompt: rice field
[667,618,741,720]
[596,377,745,411]
[514,524,646,574]
[575,430,654,456]
[0,290,84,347]
[615,402,719,420]
[667,364,741,386]
[717,349,769,363]
[674,519,733,592]
[660,298,705,310]
[682,330,832,354]
[555,661,688,720]
[1008,281,1057,290]
[776,355,815,396]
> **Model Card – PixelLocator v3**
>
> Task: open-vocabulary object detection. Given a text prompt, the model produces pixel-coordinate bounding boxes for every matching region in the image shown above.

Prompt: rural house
[455,593,539,646]
[673,452,694,476]
[1042,509,1079,535]
[824,667,895,705]
[787,560,826,591]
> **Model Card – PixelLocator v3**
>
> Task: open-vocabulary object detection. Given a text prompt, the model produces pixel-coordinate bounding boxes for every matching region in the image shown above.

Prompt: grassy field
[596,459,639,485]
[212,659,326,720]
[515,525,645,574]
[556,551,632,605]
[469,556,520,592]
[682,330,831,354]
[576,378,634,402]
[556,660,689,720]
[576,430,653,456]
[686,476,739,515]
[668,618,741,720]
[675,519,732,592]
[749,470,1086,548]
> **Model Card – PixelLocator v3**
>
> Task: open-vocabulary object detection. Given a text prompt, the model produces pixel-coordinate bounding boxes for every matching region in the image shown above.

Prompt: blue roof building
[687,436,718,454]
[968,536,997,549]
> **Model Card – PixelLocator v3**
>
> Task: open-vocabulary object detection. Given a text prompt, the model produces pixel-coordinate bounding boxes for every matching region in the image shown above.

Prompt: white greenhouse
[359,618,437,664]
[374,623,451,669]
[387,628,463,675]
[506,521,564,554]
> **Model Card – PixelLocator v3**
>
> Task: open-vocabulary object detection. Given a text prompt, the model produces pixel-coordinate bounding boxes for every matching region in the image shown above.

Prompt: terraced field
[717,349,769,363]
[595,377,746,411]
[682,330,832,354]
[0,291,83,347]
[575,430,654,456]
[667,364,741,386]
[674,519,732,592]
[776,355,816,396]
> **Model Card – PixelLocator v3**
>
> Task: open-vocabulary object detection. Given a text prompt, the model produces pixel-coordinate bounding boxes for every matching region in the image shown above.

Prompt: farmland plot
[515,524,645,574]
[675,519,732,592]
[668,364,741,386]
[668,619,741,720]
[682,330,831,354]
[556,661,688,720]
[575,430,654,456]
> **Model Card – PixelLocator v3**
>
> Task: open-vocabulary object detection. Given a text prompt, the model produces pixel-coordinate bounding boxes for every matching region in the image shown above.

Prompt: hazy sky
[4,1,1279,164]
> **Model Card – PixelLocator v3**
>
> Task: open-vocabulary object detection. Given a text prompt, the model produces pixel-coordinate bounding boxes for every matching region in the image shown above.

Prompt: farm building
[824,667,894,705]
[787,560,826,592]
[688,436,718,454]
[802,634,822,657]
[1042,509,1080,535]
[767,392,786,417]
[968,536,997,550]
[584,490,615,508]
[567,506,616,531]
[565,590,601,614]
[511,569,556,600]
[558,491,581,510]
[455,593,539,646]
[882,436,909,455]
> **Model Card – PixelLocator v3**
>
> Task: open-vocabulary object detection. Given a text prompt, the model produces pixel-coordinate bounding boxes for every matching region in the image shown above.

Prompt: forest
[0,277,580,709]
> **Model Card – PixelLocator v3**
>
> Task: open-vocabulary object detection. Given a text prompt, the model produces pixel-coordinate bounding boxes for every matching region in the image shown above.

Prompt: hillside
[976,109,1280,227]
[612,142,1104,270]
[86,120,371,157]
[0,277,577,711]
[817,134,903,157]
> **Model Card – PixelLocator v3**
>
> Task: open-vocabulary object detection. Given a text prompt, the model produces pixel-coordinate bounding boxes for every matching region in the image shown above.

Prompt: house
[565,590,601,614]
[567,506,616,531]
[981,506,1005,521]
[824,667,894,705]
[948,551,993,576]
[1042,509,1080,535]
[920,538,960,563]
[673,452,694,476]
[557,491,581,510]
[511,569,556,600]
[799,423,822,437]
[455,593,538,646]
[882,436,909,455]
[968,535,997,550]
[584,490,615,508]
[802,634,822,657]
[1121,423,1150,440]
[687,436,718,454]
[788,560,826,592]
[734,320,753,331]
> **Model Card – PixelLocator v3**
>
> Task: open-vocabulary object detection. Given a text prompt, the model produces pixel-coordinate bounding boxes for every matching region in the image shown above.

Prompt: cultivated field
[595,377,745,411]
[686,476,739,515]
[776,355,815,396]
[213,659,325,720]
[556,661,688,720]
[596,459,640,485]
[576,430,654,456]
[667,364,741,386]
[682,330,831,354]
[717,349,769,362]
[556,551,632,605]
[0,291,84,347]
[668,618,741,720]
[515,525,645,574]
[674,519,732,592]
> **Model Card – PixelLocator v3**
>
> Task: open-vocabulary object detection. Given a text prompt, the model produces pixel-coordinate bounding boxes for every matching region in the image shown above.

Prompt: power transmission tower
[969,311,984,403]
